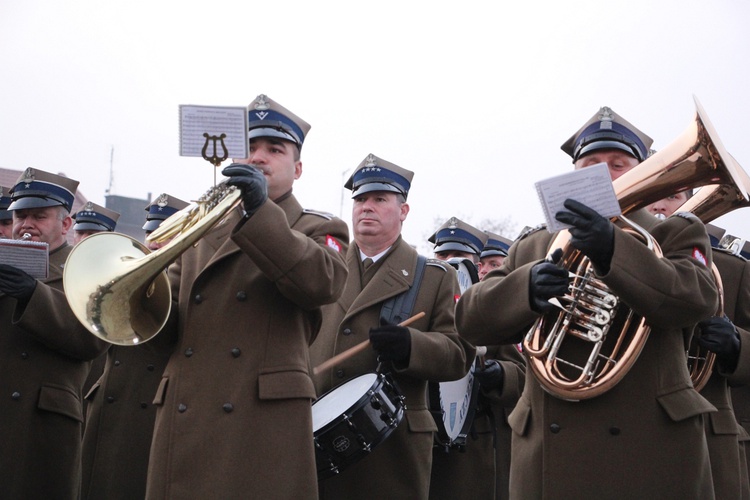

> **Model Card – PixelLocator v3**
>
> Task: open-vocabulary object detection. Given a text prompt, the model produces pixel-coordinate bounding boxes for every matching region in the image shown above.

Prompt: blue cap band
[574,121,648,161]
[248,109,305,146]
[10,180,75,211]
[434,227,484,254]
[351,167,411,196]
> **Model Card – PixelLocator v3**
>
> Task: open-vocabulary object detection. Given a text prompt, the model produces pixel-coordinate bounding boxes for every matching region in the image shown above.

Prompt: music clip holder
[178,104,249,184]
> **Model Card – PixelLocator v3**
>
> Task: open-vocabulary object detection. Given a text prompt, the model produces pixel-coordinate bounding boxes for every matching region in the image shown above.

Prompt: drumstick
[313,311,426,375]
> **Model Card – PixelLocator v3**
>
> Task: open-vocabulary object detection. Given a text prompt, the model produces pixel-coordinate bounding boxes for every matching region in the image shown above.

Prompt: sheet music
[535,163,621,233]
[179,105,249,159]
[0,239,49,279]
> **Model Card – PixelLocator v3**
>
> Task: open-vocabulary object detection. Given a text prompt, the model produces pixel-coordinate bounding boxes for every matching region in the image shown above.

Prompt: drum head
[312,373,378,431]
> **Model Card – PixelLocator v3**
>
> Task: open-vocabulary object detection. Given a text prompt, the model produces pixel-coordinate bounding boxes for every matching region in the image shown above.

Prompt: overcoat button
[343,328,352,336]
[194,294,203,304]
[106,396,115,404]
[141,402,148,409]
[609,427,621,436]
[236,291,247,301]
[147,364,155,371]
[114,360,120,366]
[178,404,187,413]
[550,423,561,434]
[20,352,28,359]
[231,348,241,358]
[336,369,345,379]
[185,348,194,357]
[223,403,234,413]
[11,392,21,400]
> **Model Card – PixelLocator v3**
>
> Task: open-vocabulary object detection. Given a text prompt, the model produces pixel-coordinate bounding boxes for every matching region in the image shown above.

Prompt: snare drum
[429,356,482,451]
[312,372,405,480]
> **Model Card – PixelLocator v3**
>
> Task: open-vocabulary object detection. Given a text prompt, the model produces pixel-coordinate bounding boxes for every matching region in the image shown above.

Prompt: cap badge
[156,193,169,208]
[364,154,377,167]
[83,201,94,211]
[254,94,270,111]
[21,167,36,188]
[448,217,458,229]
[598,107,614,130]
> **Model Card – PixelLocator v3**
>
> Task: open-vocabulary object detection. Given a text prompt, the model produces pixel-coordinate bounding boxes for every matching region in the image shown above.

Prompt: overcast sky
[2,0,749,254]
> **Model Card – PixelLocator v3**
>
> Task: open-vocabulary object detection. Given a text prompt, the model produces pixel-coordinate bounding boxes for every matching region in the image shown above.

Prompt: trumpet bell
[63,232,171,345]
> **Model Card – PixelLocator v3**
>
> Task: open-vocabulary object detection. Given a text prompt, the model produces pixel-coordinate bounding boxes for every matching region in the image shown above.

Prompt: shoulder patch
[517,224,546,241]
[425,258,449,271]
[672,211,700,222]
[302,208,334,220]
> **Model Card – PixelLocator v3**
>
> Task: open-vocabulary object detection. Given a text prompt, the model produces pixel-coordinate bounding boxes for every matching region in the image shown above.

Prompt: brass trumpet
[523,97,746,401]
[64,183,241,345]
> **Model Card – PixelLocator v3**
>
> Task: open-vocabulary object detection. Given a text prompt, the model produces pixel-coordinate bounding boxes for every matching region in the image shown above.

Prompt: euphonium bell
[64,182,241,345]
[523,96,746,401]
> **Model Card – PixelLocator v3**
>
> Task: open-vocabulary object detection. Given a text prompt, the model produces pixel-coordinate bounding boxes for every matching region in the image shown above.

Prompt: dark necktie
[363,257,374,270]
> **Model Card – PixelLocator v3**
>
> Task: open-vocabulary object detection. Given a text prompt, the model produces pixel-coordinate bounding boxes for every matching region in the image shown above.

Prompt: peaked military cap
[0,185,11,221]
[8,167,79,212]
[143,193,189,232]
[480,231,513,258]
[705,223,726,249]
[429,217,488,255]
[73,201,120,232]
[247,94,311,150]
[561,106,653,162]
[345,153,414,200]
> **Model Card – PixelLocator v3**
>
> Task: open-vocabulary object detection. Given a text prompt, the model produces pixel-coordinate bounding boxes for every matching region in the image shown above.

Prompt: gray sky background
[2,1,749,254]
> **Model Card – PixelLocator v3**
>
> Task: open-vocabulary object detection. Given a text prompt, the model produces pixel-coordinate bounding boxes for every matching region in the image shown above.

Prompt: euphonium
[678,159,750,391]
[523,97,746,401]
[64,182,241,345]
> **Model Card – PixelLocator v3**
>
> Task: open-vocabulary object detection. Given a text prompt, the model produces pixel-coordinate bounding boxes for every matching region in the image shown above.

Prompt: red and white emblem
[692,247,707,265]
[326,235,341,253]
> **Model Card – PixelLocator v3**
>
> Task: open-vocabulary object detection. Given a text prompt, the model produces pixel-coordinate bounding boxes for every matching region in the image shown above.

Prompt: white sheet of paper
[535,163,622,233]
[179,105,248,160]
[0,239,49,279]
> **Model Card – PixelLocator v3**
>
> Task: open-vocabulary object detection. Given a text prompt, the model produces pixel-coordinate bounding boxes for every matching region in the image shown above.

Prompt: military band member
[430,216,486,264]
[72,201,121,244]
[694,230,750,499]
[456,107,719,498]
[310,153,474,500]
[81,193,186,500]
[646,189,692,220]
[428,222,524,500]
[477,231,512,281]
[0,185,12,238]
[145,95,349,499]
[0,168,109,498]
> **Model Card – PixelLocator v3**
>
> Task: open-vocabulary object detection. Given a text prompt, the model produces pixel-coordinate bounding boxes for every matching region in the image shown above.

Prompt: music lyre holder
[201,132,229,186]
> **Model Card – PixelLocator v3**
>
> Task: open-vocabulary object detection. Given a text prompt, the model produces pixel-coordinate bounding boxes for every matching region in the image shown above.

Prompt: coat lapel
[343,238,416,321]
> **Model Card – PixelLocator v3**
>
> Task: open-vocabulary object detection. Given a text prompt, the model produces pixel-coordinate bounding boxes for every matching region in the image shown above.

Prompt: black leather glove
[697,315,741,373]
[529,249,569,314]
[474,359,504,391]
[555,199,615,274]
[0,264,37,303]
[369,324,411,363]
[221,163,268,217]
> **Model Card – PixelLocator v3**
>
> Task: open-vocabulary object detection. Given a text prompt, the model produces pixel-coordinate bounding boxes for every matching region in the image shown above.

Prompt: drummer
[310,153,475,500]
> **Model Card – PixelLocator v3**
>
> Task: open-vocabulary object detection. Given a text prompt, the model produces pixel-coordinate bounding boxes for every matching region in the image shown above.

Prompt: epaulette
[517,224,546,241]
[714,246,748,261]
[672,211,700,222]
[425,258,449,271]
[302,208,334,220]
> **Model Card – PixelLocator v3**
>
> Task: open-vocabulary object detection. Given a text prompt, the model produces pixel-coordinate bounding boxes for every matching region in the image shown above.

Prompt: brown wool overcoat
[145,194,349,500]
[0,242,109,499]
[456,210,720,499]
[310,237,475,500]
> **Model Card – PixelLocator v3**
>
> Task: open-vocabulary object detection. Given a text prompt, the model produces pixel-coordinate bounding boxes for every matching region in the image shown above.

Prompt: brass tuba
[678,159,750,391]
[523,97,746,401]
[64,183,241,345]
